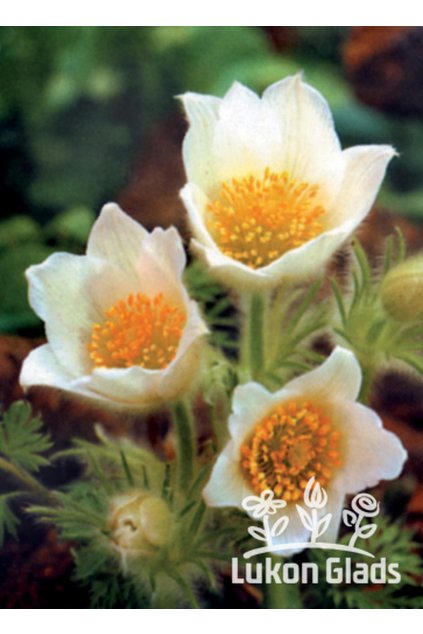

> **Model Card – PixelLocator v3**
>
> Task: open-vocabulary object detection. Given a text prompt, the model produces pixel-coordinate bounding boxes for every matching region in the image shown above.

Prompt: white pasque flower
[20,204,208,410]
[180,74,395,289]
[203,347,407,553]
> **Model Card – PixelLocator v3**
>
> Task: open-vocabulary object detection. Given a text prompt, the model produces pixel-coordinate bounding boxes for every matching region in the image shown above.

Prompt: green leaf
[0,493,20,546]
[0,243,54,331]
[330,279,348,326]
[0,401,52,472]
[353,238,372,289]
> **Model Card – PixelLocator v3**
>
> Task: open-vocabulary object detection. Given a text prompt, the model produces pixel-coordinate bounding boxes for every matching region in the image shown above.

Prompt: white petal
[203,441,252,508]
[20,344,74,390]
[75,366,165,409]
[87,203,149,287]
[26,253,132,375]
[281,346,362,403]
[180,92,221,192]
[190,219,357,291]
[190,237,271,291]
[263,74,343,197]
[229,382,274,442]
[330,145,396,226]
[158,301,208,401]
[19,344,111,406]
[180,183,217,250]
[258,220,356,284]
[212,82,280,185]
[331,401,407,493]
[180,92,221,127]
[268,505,310,556]
[321,487,345,542]
[264,74,340,153]
[137,227,189,307]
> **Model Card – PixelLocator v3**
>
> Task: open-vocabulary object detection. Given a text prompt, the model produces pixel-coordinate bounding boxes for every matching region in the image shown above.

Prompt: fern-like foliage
[261,277,328,388]
[184,260,238,354]
[306,516,423,609]
[0,401,52,472]
[0,492,20,546]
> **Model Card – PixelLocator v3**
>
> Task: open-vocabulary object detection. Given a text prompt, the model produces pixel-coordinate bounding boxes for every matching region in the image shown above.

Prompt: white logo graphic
[242,477,379,559]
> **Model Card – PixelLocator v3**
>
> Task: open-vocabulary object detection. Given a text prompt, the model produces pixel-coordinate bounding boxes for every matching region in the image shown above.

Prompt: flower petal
[331,401,407,493]
[321,487,345,542]
[137,227,189,307]
[281,346,362,403]
[330,144,396,226]
[263,74,343,199]
[190,218,357,291]
[20,344,75,391]
[229,382,274,442]
[257,220,355,285]
[180,92,221,193]
[203,441,252,508]
[212,81,280,185]
[26,253,133,375]
[87,203,149,287]
[180,183,217,249]
[268,505,310,556]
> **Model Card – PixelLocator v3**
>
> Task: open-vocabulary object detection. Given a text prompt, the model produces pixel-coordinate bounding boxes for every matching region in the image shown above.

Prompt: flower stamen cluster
[206,168,325,269]
[240,400,341,502]
[88,292,186,370]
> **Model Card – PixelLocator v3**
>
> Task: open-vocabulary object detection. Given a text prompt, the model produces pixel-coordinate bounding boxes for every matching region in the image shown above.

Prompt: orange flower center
[88,292,186,370]
[240,401,341,502]
[206,168,325,269]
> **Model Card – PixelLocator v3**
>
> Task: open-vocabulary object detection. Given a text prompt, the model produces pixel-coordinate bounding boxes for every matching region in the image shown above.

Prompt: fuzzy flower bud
[381,255,423,322]
[108,491,172,558]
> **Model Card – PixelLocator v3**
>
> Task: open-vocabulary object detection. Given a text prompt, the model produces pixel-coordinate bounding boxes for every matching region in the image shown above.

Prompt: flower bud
[108,491,172,557]
[381,256,423,322]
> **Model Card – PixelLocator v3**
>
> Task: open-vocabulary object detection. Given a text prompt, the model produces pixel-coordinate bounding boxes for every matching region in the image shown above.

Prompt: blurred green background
[0,26,422,334]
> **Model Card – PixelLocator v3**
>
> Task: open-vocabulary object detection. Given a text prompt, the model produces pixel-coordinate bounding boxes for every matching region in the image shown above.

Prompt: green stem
[357,359,376,404]
[241,292,267,381]
[0,455,52,499]
[171,401,195,491]
[263,556,303,608]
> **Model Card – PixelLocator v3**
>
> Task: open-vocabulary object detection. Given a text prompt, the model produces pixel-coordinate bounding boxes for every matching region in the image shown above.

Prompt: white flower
[203,347,406,554]
[180,75,395,289]
[20,204,208,410]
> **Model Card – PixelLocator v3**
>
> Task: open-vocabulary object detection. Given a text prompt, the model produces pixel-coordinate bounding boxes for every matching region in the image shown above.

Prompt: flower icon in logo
[242,489,287,519]
[351,493,380,518]
[343,492,381,548]
[303,477,328,509]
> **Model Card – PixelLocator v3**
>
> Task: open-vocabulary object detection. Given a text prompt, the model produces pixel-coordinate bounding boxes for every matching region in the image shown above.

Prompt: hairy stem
[263,556,303,608]
[171,400,196,491]
[241,292,267,381]
[0,455,52,499]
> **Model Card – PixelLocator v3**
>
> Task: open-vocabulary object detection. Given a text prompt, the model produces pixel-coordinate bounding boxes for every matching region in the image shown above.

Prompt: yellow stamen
[240,401,342,501]
[88,292,186,370]
[206,168,325,269]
